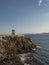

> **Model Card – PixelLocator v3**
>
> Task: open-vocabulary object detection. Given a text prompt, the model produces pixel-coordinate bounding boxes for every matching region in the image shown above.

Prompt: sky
[0,0,49,34]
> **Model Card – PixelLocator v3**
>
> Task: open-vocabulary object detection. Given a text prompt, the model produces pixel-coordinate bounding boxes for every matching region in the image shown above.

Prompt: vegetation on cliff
[0,35,36,65]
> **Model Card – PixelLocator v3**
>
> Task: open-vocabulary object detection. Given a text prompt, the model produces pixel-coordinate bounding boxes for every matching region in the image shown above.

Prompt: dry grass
[0,35,36,65]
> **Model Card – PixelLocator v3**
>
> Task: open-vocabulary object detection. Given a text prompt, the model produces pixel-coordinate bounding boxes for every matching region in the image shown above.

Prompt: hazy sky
[0,0,49,34]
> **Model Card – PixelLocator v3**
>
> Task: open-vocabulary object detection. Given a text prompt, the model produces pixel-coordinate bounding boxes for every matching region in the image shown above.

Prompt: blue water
[25,34,49,65]
[32,38,49,50]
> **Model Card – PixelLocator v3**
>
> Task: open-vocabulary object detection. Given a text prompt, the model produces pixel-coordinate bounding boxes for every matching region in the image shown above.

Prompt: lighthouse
[12,29,15,35]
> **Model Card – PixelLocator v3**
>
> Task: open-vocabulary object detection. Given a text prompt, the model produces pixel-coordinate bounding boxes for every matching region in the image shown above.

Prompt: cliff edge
[0,35,36,65]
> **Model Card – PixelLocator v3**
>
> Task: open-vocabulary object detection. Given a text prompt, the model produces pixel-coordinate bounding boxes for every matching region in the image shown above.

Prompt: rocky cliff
[0,35,36,65]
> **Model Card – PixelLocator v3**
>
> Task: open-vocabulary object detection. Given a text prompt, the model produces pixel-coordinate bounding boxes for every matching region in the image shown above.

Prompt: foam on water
[36,45,42,48]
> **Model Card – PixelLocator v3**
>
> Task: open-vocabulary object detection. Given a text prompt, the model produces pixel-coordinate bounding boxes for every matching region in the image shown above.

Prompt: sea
[23,33,49,65]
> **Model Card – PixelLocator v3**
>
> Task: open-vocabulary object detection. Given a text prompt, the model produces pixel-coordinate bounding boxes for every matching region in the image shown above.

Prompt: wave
[33,47,49,65]
[36,45,42,48]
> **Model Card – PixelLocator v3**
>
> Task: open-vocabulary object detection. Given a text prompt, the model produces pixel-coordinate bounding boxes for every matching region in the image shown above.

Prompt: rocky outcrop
[0,35,36,65]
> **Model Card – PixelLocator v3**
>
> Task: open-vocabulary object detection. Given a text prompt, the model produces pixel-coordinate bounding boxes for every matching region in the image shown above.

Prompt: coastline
[0,34,36,65]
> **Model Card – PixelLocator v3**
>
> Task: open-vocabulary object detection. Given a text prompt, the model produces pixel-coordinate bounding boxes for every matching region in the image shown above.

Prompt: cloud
[38,0,43,6]
[38,0,49,7]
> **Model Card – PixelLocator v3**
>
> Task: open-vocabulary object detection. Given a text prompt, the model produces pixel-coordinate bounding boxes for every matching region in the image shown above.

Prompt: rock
[0,35,36,65]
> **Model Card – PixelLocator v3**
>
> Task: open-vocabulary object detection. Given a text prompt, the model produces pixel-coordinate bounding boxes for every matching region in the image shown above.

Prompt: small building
[12,29,15,35]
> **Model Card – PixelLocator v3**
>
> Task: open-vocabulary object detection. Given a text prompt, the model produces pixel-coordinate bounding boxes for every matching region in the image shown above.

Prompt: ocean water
[24,34,49,65]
